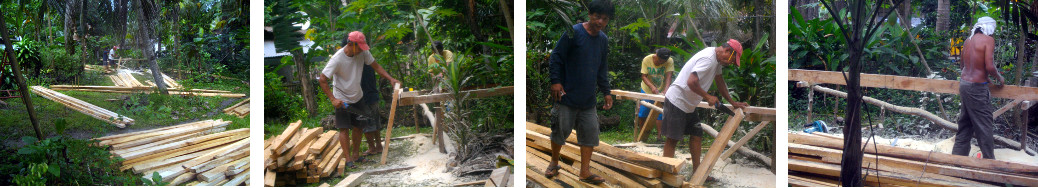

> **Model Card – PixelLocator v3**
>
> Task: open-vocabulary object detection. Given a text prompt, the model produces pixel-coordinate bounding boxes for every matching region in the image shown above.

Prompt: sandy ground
[351,134,488,187]
[621,142,775,188]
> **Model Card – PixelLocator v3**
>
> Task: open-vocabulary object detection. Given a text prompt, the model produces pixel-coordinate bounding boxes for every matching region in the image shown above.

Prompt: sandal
[544,164,561,178]
[345,161,357,169]
[355,156,369,163]
[579,174,606,184]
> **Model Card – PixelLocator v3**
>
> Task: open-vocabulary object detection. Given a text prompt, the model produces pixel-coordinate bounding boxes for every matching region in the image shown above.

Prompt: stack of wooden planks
[525,122,687,188]
[109,73,150,89]
[223,98,250,118]
[264,120,348,186]
[30,86,134,127]
[94,119,249,186]
[788,132,1038,187]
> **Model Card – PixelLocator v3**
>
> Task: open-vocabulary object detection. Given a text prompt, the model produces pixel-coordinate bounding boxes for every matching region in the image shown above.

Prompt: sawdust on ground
[357,134,485,186]
[619,142,775,188]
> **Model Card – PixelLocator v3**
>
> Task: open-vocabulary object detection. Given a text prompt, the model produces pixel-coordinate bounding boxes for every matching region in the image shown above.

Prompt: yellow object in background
[949,38,963,56]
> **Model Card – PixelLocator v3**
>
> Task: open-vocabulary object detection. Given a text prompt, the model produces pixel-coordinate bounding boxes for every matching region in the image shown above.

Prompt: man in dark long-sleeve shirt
[542,0,614,184]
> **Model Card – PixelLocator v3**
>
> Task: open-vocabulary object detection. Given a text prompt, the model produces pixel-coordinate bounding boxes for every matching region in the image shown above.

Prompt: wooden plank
[527,147,642,188]
[789,143,1038,186]
[526,122,686,174]
[789,158,981,187]
[689,109,744,186]
[525,167,564,188]
[167,171,196,186]
[397,86,514,106]
[718,121,771,161]
[454,180,490,187]
[198,156,247,182]
[223,171,249,186]
[264,170,276,187]
[788,175,837,187]
[789,132,1038,173]
[181,138,250,170]
[30,86,134,127]
[381,83,401,165]
[700,123,774,166]
[270,120,303,159]
[309,131,337,155]
[526,130,662,178]
[789,69,1038,100]
[636,101,663,142]
[125,133,248,172]
[335,172,368,187]
[611,89,776,115]
[526,147,607,188]
[994,99,1024,118]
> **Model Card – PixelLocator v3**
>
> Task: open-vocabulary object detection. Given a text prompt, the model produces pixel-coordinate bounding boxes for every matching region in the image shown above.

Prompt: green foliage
[267,0,304,54]
[264,71,302,122]
[1,136,145,185]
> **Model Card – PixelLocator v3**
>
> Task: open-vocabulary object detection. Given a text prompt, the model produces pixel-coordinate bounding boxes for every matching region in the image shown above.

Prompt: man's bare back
[960,32,1004,84]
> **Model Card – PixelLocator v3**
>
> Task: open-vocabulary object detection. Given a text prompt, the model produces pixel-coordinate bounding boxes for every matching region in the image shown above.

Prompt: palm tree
[936,0,949,31]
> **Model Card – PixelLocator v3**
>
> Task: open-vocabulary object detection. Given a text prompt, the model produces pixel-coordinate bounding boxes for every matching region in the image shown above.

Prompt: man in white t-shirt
[107,46,118,71]
[318,31,400,168]
[660,39,748,172]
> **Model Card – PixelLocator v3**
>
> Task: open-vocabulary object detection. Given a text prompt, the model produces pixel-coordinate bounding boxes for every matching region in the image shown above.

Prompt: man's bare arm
[319,74,342,108]
[641,74,658,94]
[370,61,401,85]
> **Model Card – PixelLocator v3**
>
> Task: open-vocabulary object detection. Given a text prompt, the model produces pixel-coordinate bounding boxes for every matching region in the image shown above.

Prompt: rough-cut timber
[30,86,134,127]
[526,122,686,173]
[611,89,776,121]
[789,69,1038,100]
[689,109,744,185]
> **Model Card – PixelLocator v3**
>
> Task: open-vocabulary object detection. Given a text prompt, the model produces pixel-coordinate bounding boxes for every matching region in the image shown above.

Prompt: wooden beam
[334,172,368,187]
[788,158,989,187]
[611,89,775,121]
[270,120,303,161]
[789,143,1038,186]
[805,84,1035,154]
[527,147,642,188]
[689,109,744,185]
[397,86,513,106]
[994,99,1024,118]
[526,130,662,178]
[525,147,607,188]
[380,83,401,165]
[525,167,564,188]
[789,132,1038,173]
[718,121,771,161]
[789,69,1038,100]
[526,122,686,174]
[788,175,838,187]
[636,101,663,142]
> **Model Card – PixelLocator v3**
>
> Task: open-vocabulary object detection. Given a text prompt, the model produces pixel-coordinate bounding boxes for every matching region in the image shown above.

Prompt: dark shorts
[334,102,380,132]
[661,98,705,140]
[550,103,600,147]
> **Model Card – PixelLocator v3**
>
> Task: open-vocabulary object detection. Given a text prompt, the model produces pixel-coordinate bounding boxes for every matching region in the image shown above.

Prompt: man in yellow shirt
[637,48,674,141]
[427,41,454,79]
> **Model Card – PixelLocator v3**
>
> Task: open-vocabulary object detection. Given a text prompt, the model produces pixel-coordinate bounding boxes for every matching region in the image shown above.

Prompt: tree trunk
[1016,27,1027,150]
[136,0,168,95]
[464,0,488,53]
[79,0,87,74]
[897,0,911,29]
[115,0,129,47]
[498,0,513,40]
[839,47,865,187]
[0,10,44,140]
[936,0,950,31]
[293,51,317,117]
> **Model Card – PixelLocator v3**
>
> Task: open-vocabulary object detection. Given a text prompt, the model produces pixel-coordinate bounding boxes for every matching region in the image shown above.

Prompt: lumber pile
[30,86,134,127]
[223,98,250,118]
[93,119,249,186]
[109,73,150,88]
[264,120,347,186]
[525,122,687,188]
[788,132,1038,187]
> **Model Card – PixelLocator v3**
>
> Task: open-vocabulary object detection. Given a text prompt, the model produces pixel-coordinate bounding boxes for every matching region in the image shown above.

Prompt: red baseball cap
[727,39,743,67]
[348,31,370,51]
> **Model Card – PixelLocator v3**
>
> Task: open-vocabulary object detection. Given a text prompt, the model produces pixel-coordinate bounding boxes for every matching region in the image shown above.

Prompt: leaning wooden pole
[380,83,401,165]
[689,108,745,185]
[0,12,43,140]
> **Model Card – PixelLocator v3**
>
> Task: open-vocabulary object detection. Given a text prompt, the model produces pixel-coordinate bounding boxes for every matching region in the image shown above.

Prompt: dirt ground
[320,134,493,187]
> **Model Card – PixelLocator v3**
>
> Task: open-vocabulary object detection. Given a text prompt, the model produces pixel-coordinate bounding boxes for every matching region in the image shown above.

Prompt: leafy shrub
[0,136,148,185]
[264,72,302,122]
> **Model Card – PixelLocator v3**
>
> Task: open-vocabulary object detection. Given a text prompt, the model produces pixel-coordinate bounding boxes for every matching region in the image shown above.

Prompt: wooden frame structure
[379,85,514,164]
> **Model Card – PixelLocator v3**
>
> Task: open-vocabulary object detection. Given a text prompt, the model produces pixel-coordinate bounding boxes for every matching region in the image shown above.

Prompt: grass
[0,69,250,145]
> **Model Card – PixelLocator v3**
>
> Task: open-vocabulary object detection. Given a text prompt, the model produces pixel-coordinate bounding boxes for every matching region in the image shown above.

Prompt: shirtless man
[954,17,1004,159]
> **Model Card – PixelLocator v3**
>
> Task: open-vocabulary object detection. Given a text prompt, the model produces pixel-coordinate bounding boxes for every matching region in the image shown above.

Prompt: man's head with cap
[654,48,671,65]
[716,39,743,67]
[344,31,370,56]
